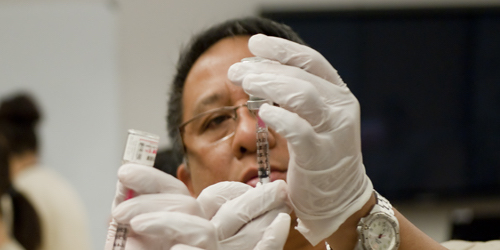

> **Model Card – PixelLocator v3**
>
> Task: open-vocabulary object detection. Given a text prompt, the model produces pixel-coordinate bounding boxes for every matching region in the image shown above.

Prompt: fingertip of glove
[256,104,285,134]
[111,205,126,223]
[117,163,141,179]
[258,103,272,115]
[276,212,291,223]
[248,34,268,53]
[129,215,143,228]
[129,212,158,234]
[272,179,287,189]
[273,180,293,211]
[118,163,166,183]
[249,33,266,45]
[264,179,289,203]
[227,63,243,84]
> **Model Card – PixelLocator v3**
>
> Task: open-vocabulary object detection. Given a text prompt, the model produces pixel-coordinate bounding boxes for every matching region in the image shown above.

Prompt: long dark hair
[0,93,42,250]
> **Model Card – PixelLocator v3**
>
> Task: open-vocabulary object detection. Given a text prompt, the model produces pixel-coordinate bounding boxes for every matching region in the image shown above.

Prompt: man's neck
[10,152,38,180]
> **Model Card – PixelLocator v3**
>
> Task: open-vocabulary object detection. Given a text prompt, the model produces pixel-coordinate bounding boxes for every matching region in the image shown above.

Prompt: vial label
[123,133,159,166]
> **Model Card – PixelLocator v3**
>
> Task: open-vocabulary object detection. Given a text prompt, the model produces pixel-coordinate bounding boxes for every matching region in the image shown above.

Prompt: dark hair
[153,148,179,177]
[0,93,42,155]
[0,136,42,250]
[166,16,305,167]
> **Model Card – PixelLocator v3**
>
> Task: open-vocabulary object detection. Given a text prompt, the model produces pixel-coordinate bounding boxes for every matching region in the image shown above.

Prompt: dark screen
[262,8,500,201]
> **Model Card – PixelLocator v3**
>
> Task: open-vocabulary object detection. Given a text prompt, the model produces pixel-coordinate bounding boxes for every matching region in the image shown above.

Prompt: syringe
[241,56,278,185]
[112,129,159,250]
[247,95,271,184]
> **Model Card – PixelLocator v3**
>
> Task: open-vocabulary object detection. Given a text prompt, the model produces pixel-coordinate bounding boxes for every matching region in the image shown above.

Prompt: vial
[122,129,160,166]
[112,129,159,250]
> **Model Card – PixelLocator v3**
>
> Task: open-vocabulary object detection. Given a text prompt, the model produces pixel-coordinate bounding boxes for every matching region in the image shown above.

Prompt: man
[105,17,454,249]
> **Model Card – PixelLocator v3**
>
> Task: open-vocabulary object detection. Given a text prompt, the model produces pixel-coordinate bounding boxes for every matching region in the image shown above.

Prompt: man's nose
[231,108,276,159]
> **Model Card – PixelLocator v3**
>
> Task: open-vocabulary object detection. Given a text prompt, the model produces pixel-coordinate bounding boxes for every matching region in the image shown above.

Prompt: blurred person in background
[0,92,91,250]
[0,135,41,250]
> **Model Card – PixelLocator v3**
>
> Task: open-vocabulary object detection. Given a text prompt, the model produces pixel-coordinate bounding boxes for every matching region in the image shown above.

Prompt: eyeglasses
[179,103,251,147]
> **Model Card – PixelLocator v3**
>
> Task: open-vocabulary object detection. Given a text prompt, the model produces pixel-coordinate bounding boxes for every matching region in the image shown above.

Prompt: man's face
[177,36,290,196]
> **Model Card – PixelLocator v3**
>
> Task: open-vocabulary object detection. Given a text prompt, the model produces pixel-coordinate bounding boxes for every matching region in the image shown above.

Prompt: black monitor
[262,6,500,201]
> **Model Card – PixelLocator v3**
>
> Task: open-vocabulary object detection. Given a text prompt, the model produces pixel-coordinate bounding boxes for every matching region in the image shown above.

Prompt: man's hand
[228,34,373,246]
[104,164,292,250]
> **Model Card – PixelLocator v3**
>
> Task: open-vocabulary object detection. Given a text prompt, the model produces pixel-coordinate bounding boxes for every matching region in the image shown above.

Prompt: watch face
[361,213,400,250]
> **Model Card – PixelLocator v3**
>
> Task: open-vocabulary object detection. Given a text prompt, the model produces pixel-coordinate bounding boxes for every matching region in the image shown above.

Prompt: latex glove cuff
[291,173,373,246]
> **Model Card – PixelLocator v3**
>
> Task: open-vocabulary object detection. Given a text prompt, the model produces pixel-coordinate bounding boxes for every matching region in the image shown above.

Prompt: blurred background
[1,0,499,249]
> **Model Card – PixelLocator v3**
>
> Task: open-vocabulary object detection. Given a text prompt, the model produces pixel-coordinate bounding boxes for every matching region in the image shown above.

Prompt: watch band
[373,191,394,216]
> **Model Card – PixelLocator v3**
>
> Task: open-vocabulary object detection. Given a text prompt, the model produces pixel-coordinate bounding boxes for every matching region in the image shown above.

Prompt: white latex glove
[130,180,292,250]
[171,213,291,250]
[104,164,201,250]
[228,34,374,245]
[104,164,292,250]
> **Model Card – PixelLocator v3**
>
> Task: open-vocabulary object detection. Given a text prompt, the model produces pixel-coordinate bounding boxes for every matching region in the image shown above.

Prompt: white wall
[0,2,119,249]
[1,0,499,249]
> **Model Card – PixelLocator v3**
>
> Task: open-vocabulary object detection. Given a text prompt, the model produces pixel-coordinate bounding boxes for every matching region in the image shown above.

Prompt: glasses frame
[178,103,248,144]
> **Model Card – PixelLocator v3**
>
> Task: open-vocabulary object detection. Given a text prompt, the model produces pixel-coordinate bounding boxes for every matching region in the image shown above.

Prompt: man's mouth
[245,171,287,187]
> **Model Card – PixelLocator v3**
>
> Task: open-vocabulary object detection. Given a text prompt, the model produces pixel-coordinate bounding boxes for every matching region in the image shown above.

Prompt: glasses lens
[182,107,237,144]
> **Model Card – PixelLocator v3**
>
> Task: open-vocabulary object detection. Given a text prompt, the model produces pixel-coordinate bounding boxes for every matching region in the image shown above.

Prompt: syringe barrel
[256,124,271,184]
[242,57,276,185]
[249,96,271,185]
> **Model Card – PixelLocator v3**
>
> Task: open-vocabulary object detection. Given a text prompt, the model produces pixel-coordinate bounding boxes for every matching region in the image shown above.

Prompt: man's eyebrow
[193,93,222,115]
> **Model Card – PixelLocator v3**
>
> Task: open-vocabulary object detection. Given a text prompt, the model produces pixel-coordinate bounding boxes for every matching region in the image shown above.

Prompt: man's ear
[177,162,195,196]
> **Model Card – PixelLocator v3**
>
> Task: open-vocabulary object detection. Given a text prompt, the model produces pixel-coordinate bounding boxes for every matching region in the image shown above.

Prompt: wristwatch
[356,191,400,250]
